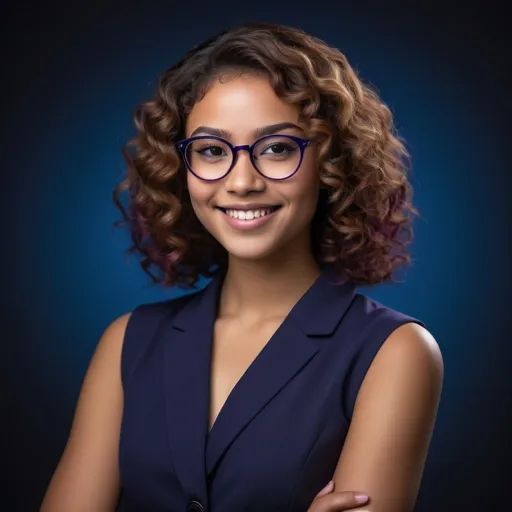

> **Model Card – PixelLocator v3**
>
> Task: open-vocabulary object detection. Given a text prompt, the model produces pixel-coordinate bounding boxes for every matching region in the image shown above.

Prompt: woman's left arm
[332,323,444,512]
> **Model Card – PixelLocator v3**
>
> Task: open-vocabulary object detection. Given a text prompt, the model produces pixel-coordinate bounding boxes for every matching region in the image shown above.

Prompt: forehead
[185,74,301,138]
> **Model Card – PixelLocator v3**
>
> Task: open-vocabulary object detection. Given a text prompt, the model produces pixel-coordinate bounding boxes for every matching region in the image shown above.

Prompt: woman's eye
[198,146,225,157]
[262,143,291,155]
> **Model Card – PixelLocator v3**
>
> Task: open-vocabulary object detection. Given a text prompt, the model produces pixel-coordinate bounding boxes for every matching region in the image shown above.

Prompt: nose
[224,149,265,196]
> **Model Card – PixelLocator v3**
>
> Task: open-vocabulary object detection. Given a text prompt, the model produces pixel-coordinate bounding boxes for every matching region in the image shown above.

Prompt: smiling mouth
[215,205,282,220]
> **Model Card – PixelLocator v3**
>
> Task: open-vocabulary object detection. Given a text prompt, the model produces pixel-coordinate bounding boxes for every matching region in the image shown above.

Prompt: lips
[215,205,282,212]
[215,205,282,231]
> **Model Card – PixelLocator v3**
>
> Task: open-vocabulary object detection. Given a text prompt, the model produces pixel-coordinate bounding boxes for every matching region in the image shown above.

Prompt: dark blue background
[3,2,510,510]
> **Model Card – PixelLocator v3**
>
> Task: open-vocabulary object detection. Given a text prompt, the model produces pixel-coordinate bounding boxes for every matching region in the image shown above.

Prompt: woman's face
[185,73,320,263]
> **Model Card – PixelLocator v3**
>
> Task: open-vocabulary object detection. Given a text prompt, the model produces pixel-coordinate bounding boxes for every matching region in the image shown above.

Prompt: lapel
[162,274,222,503]
[162,266,356,493]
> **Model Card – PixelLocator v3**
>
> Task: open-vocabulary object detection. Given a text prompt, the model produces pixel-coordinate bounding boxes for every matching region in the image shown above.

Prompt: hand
[307,480,370,511]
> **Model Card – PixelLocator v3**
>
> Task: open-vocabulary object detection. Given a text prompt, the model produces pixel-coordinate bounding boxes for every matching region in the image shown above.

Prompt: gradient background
[2,2,510,511]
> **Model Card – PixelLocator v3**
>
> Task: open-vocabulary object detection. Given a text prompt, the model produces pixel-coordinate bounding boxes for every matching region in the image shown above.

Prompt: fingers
[310,482,370,512]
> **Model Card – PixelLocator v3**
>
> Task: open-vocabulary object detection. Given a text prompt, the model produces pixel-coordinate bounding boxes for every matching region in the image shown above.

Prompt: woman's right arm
[40,313,131,512]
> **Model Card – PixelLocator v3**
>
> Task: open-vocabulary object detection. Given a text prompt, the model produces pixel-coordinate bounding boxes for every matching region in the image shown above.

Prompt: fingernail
[355,494,369,503]
[315,480,334,498]
[321,480,334,492]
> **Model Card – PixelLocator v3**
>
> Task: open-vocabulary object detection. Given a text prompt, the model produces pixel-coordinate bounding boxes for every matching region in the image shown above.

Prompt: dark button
[186,500,204,512]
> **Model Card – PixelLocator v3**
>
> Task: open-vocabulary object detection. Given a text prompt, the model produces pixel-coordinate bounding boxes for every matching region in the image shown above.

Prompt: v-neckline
[207,312,288,435]
[163,264,357,486]
[205,269,299,436]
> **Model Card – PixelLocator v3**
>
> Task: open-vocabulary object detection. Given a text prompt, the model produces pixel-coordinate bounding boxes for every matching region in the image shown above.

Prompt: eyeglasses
[176,134,310,182]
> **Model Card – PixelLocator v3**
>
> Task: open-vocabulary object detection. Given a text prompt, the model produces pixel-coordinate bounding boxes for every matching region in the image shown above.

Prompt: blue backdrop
[3,2,510,511]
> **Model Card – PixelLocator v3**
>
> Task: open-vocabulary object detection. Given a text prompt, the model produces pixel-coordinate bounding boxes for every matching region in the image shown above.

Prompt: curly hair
[113,22,419,289]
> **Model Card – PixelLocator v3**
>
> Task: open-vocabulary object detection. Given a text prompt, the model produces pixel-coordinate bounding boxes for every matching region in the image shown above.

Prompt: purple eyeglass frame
[176,134,310,182]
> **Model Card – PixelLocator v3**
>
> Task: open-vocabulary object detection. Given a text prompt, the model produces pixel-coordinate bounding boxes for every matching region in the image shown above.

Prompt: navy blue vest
[117,269,423,511]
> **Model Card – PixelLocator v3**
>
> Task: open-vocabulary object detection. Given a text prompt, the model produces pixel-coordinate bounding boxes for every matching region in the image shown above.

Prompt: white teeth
[225,208,274,220]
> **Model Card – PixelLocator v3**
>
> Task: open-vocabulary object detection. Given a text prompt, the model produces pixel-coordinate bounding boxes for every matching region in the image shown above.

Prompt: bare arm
[331,323,444,512]
[40,313,131,512]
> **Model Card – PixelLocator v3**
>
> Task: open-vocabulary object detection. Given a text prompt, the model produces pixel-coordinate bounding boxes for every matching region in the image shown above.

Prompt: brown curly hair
[113,22,418,289]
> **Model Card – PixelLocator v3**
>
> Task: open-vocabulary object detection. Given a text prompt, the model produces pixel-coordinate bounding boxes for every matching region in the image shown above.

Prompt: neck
[218,249,321,323]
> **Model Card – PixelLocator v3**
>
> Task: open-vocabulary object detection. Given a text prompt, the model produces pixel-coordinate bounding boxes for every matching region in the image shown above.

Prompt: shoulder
[129,288,203,323]
[340,290,442,420]
[102,311,132,343]
[344,290,434,356]
[384,321,442,366]
[118,288,204,388]
[352,290,443,386]
[351,289,443,373]
[365,321,444,399]
[349,290,420,325]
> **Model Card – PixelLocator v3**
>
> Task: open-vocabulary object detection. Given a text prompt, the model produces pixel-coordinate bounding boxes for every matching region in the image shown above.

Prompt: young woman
[41,22,443,512]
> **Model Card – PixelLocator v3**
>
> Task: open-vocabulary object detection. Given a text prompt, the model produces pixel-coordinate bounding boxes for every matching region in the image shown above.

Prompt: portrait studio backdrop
[2,2,510,511]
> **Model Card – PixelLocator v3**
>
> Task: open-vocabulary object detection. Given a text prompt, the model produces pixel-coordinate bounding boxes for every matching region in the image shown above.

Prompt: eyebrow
[189,122,304,139]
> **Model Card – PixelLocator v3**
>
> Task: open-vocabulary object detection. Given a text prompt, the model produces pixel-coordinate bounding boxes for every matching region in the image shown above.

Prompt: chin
[220,240,281,262]
[220,244,277,261]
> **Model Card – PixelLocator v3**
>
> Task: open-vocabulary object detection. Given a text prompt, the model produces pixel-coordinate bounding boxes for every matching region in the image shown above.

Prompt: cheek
[187,175,210,207]
[186,178,214,226]
[290,166,320,211]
